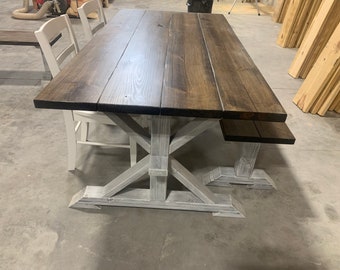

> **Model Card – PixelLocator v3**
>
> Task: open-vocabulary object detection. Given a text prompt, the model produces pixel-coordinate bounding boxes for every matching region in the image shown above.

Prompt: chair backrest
[34,14,79,78]
[78,0,107,41]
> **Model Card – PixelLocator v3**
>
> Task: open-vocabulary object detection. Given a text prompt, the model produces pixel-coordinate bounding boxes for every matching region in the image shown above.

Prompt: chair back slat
[78,0,107,41]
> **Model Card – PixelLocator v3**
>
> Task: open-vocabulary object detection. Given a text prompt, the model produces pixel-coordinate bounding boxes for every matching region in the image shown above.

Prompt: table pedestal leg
[149,116,170,201]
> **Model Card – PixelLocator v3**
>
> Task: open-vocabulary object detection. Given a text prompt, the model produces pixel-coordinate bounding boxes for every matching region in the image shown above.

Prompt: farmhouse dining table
[34,9,287,217]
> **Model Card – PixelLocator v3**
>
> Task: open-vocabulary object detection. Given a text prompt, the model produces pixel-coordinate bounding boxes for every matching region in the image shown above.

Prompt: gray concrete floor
[1,1,340,269]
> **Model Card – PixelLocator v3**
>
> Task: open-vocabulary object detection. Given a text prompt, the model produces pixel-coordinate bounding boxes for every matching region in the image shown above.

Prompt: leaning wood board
[288,0,340,79]
[293,22,340,113]
[310,66,340,115]
[276,0,322,48]
[35,10,287,122]
[276,0,304,47]
[272,0,291,23]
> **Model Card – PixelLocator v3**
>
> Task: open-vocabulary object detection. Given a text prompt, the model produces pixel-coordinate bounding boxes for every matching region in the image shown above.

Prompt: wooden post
[149,116,170,201]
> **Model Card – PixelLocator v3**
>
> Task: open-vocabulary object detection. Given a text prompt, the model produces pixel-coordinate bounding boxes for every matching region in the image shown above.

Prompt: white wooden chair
[78,0,107,41]
[35,14,137,171]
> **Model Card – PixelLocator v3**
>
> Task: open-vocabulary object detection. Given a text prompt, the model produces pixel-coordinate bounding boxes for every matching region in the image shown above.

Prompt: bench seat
[220,119,295,144]
[0,30,40,46]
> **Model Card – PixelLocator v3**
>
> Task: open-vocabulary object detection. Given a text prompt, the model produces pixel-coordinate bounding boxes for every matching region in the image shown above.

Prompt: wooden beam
[329,92,340,111]
[293,22,340,112]
[277,0,305,48]
[317,71,340,116]
[288,0,340,78]
[295,0,322,48]
[273,0,286,23]
[310,65,340,114]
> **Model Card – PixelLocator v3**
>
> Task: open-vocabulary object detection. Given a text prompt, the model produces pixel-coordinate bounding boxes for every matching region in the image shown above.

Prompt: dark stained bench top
[0,30,39,46]
[220,119,295,144]
[34,9,287,122]
[0,30,62,47]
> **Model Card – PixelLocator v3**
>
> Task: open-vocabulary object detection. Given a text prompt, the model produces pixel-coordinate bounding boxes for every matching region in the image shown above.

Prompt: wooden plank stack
[272,0,291,23]
[273,0,340,116]
[292,22,340,116]
[289,0,340,78]
[276,0,322,48]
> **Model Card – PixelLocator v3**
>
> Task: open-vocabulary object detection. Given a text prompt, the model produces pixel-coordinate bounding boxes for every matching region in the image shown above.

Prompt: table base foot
[69,187,103,209]
[69,186,245,218]
[203,167,276,190]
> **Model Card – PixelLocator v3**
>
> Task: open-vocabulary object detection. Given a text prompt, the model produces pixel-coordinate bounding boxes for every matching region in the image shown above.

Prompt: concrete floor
[1,1,340,269]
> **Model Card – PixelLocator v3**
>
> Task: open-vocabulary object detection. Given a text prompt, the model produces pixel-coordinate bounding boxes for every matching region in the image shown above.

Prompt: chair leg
[255,0,260,15]
[80,122,89,142]
[129,137,137,167]
[63,110,77,171]
[228,0,238,14]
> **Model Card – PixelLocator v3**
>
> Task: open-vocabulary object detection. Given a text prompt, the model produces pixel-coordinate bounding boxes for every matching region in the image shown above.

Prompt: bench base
[203,166,276,189]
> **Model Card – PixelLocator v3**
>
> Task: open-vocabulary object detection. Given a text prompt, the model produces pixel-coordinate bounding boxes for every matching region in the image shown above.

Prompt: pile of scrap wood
[273,0,340,116]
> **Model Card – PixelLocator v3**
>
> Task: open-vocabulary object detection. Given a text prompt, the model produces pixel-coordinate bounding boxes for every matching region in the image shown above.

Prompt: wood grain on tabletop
[99,10,172,115]
[161,13,222,118]
[34,9,287,122]
[34,9,145,111]
[200,14,287,122]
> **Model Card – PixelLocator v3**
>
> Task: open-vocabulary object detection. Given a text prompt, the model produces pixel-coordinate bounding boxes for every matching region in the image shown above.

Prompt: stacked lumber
[276,0,322,48]
[272,0,291,23]
[329,93,340,114]
[289,0,340,79]
[292,22,340,116]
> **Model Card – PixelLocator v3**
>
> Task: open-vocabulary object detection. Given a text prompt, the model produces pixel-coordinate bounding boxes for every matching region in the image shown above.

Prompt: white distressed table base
[203,167,276,190]
[69,187,245,218]
[69,115,245,217]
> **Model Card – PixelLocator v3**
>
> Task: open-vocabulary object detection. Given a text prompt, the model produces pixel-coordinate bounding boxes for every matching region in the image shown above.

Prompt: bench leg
[235,142,260,178]
[203,142,276,189]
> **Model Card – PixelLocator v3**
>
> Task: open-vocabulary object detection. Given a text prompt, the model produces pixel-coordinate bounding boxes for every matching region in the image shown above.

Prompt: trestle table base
[69,114,245,217]
[69,187,244,218]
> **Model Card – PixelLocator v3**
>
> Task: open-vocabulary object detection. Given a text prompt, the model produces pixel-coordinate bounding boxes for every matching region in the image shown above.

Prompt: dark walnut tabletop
[34,9,287,122]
